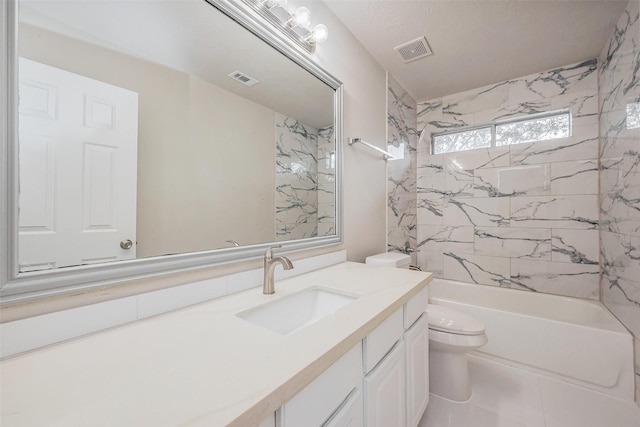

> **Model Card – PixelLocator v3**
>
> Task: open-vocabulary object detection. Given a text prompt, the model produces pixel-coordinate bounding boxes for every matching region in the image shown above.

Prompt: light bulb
[311,24,328,43]
[290,6,311,29]
[304,23,328,44]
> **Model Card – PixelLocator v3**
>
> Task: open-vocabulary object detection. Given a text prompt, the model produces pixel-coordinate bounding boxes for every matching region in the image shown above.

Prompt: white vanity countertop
[0,262,431,427]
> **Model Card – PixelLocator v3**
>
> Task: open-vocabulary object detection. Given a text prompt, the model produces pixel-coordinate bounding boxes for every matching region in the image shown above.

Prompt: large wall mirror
[0,0,343,300]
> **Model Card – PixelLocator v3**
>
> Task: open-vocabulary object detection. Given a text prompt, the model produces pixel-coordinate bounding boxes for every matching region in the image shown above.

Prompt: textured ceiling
[324,0,629,102]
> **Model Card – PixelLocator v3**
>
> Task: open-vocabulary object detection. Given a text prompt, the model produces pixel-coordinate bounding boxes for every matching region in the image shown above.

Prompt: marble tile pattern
[416,59,600,299]
[317,125,336,237]
[275,113,319,241]
[387,75,418,263]
[598,0,640,406]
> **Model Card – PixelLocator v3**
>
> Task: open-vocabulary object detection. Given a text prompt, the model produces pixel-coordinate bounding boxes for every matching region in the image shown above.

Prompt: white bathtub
[428,278,635,401]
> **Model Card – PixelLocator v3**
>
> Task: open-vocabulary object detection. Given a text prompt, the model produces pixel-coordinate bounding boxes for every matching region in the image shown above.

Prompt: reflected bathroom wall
[275,115,335,240]
[275,115,319,240]
[317,126,336,237]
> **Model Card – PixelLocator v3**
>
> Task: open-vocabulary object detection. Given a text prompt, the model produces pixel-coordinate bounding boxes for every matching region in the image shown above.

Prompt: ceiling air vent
[227,71,259,87]
[394,37,433,63]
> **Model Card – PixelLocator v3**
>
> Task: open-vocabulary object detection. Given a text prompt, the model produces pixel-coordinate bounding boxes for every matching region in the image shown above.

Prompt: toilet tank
[365,252,411,269]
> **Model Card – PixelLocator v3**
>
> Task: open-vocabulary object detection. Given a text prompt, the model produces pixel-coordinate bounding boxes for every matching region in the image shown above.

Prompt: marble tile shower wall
[416,59,600,299]
[598,0,640,406]
[387,75,418,263]
[317,126,336,237]
[275,113,319,240]
[275,114,335,241]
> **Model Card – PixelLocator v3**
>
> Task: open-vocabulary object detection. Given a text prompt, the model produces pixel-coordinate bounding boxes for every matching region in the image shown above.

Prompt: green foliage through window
[432,110,571,154]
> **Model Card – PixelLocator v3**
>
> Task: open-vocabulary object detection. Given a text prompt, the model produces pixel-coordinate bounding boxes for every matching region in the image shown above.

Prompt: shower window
[431,110,571,154]
[432,126,492,154]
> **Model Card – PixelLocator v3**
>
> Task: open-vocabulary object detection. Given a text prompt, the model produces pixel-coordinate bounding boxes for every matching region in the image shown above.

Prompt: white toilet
[365,252,488,402]
[427,304,487,402]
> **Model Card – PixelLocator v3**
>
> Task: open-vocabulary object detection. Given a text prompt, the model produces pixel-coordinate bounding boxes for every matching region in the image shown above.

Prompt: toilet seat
[429,328,488,348]
[427,303,488,402]
[427,304,485,336]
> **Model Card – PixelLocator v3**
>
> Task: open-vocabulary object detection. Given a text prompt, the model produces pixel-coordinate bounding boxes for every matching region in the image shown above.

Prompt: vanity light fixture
[259,0,287,8]
[286,7,311,29]
[243,0,328,53]
[304,24,329,44]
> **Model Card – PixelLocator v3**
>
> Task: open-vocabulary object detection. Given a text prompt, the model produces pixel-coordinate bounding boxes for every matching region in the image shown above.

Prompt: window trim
[430,109,572,155]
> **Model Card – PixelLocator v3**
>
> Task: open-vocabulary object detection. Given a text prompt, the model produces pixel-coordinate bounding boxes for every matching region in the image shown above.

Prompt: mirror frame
[0,0,343,302]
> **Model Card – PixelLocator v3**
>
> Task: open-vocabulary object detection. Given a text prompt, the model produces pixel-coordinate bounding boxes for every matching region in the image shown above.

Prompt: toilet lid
[427,304,485,335]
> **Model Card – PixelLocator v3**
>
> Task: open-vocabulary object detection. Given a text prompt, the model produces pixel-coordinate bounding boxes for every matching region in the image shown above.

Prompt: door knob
[120,239,133,250]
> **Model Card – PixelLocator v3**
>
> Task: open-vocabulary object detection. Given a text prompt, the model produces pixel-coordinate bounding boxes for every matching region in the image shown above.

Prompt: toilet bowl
[427,304,487,402]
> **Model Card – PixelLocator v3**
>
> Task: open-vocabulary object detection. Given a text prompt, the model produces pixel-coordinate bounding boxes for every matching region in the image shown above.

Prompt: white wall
[296,0,388,262]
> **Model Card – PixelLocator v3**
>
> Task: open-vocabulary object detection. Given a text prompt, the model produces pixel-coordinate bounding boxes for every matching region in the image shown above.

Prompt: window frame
[430,109,572,155]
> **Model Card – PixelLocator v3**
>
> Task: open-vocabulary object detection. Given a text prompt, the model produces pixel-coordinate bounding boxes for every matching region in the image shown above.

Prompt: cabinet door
[364,340,406,427]
[405,314,429,427]
[323,388,363,427]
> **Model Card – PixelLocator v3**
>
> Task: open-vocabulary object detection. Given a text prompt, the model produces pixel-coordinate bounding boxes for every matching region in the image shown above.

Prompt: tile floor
[419,355,640,427]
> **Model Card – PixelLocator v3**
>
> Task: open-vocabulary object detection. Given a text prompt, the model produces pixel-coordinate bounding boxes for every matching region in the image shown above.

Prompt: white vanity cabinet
[257,414,276,427]
[364,340,407,426]
[405,314,429,427]
[362,286,429,427]
[323,388,364,427]
[281,343,363,427]
[272,284,430,427]
[362,307,405,426]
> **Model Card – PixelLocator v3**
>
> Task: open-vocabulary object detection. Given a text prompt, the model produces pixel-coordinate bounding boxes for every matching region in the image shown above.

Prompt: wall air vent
[394,36,433,63]
[227,71,259,87]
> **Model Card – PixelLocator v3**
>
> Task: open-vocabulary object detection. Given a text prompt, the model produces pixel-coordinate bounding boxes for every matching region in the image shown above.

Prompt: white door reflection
[18,58,139,272]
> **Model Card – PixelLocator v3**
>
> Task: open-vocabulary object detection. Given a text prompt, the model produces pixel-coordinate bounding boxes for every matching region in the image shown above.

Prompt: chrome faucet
[263,245,294,295]
[400,241,415,255]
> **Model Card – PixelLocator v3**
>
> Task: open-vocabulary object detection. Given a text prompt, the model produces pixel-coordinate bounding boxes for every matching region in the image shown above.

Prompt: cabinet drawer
[323,387,364,427]
[283,343,362,427]
[404,285,428,329]
[363,308,403,373]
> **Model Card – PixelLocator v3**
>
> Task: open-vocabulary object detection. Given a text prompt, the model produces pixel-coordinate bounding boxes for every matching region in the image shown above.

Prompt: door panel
[18,58,139,271]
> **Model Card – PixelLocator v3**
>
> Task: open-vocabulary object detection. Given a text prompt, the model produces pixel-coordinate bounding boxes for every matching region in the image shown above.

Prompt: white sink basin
[237,288,356,335]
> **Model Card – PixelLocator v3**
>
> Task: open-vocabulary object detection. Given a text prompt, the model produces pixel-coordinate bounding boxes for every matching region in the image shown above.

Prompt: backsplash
[387,75,418,262]
[598,0,640,406]
[416,59,600,299]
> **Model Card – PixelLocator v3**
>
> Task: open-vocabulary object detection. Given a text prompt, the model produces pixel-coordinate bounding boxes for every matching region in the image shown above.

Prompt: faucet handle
[265,244,282,259]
